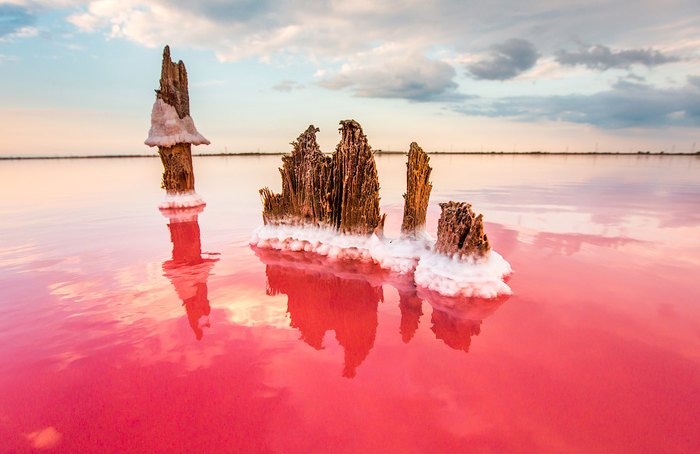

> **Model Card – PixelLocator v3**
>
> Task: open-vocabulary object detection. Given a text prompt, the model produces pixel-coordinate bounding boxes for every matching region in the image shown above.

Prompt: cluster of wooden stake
[260,123,491,259]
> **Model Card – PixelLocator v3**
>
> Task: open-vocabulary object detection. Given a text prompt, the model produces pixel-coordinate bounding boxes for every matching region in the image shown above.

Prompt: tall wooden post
[401,142,432,237]
[145,46,209,200]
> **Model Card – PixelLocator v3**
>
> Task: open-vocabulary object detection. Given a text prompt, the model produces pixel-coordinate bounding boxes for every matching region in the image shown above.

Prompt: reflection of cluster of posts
[161,206,506,378]
[257,247,507,378]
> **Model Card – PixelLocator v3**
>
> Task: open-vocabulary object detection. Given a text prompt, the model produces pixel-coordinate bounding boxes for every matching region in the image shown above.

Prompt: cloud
[688,75,700,89]
[555,44,681,70]
[272,80,305,92]
[457,80,700,128]
[466,39,539,80]
[319,48,464,102]
[0,4,34,37]
[0,53,18,62]
[59,0,700,64]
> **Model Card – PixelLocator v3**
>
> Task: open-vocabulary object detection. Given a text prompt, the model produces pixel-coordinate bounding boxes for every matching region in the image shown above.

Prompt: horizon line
[1,150,699,161]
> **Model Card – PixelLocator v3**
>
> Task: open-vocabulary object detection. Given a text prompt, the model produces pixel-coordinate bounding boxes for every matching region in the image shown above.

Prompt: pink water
[1,155,699,453]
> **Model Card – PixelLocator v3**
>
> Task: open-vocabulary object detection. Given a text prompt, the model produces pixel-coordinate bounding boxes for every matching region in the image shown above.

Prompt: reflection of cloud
[533,232,646,256]
[454,173,700,242]
[25,426,62,450]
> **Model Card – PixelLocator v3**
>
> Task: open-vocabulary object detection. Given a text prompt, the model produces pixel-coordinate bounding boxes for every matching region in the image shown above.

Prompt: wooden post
[260,120,382,236]
[401,142,432,237]
[434,201,491,259]
[145,46,209,197]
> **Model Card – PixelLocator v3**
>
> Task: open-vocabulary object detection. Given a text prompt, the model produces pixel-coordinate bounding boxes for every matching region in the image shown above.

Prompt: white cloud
[60,0,700,63]
[319,45,464,102]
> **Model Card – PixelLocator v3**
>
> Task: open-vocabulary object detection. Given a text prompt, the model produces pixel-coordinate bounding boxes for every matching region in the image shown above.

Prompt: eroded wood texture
[156,45,194,193]
[260,126,332,225]
[157,45,190,119]
[401,142,432,237]
[158,142,195,193]
[260,120,382,235]
[331,120,381,235]
[434,201,491,259]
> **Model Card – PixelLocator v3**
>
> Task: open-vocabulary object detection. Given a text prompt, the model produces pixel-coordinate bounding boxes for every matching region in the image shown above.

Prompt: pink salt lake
[1,154,699,452]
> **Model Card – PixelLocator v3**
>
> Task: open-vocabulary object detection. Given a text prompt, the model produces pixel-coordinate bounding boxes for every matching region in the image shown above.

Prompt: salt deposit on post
[145,45,210,209]
[251,121,512,299]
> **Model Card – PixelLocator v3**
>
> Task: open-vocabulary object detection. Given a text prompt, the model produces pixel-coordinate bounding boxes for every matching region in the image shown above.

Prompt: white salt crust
[145,98,210,148]
[159,191,206,210]
[414,251,511,299]
[250,224,512,299]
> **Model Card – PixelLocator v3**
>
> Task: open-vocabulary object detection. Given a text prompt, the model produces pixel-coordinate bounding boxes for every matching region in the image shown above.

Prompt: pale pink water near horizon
[1,154,699,452]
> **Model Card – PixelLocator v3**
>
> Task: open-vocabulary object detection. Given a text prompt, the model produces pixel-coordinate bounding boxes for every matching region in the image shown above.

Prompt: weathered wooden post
[401,142,432,237]
[259,120,383,236]
[434,201,491,259]
[145,45,209,206]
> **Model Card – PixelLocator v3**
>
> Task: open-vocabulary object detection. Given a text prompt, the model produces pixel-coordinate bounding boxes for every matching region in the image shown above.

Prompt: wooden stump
[260,125,332,225]
[158,142,195,193]
[434,201,491,259]
[146,45,208,196]
[260,120,382,236]
[331,120,381,235]
[401,142,432,237]
[158,46,192,194]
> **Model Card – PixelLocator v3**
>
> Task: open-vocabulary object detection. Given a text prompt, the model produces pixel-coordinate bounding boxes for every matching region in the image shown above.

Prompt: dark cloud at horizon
[466,39,539,80]
[0,4,34,37]
[455,80,700,128]
[555,44,681,70]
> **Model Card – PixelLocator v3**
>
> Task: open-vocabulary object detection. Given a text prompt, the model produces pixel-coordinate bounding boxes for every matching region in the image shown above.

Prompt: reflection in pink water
[256,247,508,376]
[0,155,699,452]
[161,206,219,340]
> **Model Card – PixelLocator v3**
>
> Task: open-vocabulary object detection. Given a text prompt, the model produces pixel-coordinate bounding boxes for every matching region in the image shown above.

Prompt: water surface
[1,154,699,452]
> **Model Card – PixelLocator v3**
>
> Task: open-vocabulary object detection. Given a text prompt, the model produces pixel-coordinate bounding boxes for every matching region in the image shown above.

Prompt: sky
[0,0,699,156]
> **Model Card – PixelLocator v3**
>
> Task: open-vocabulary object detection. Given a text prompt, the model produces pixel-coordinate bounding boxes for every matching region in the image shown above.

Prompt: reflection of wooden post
[435,201,491,259]
[398,290,423,343]
[401,142,432,237]
[162,206,218,340]
[261,251,381,378]
[431,309,482,353]
[145,46,209,197]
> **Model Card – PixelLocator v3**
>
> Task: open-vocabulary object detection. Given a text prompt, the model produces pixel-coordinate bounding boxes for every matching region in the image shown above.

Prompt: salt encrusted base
[414,251,512,299]
[250,224,512,298]
[158,191,206,210]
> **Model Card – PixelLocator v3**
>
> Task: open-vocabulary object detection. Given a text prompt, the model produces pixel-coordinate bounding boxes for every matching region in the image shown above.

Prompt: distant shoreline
[1,151,698,160]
